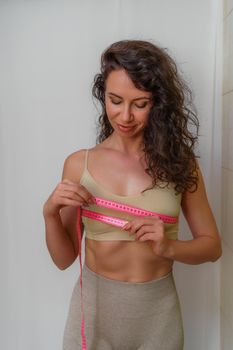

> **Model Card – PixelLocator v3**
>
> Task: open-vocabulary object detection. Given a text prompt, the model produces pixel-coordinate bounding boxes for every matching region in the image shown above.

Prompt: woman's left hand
[122,215,171,258]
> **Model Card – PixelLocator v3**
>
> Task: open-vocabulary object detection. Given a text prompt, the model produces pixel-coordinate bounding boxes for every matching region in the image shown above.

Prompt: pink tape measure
[82,196,178,225]
[76,195,178,350]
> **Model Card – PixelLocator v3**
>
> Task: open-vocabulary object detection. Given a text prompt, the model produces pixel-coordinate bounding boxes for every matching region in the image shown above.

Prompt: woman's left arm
[163,163,222,264]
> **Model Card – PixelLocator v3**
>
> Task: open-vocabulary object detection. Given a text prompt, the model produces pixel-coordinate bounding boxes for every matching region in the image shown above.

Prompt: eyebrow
[107,92,151,101]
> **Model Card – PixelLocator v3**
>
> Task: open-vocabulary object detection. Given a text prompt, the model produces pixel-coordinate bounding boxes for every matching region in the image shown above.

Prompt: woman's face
[104,69,153,136]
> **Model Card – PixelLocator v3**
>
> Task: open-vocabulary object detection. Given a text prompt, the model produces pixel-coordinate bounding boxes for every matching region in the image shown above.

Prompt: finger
[135,225,153,239]
[59,182,95,204]
[122,216,159,232]
[122,222,131,230]
[137,232,155,242]
[59,197,84,208]
[128,221,155,234]
[58,188,90,206]
[77,185,96,203]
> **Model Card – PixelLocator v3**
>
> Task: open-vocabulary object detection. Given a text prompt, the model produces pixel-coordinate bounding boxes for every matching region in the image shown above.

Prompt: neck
[108,131,145,155]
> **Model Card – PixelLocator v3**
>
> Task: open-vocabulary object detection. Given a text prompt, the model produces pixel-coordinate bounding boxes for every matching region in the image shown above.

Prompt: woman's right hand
[43,179,96,218]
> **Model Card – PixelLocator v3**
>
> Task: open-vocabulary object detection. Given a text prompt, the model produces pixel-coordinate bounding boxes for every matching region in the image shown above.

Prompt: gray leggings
[63,264,184,350]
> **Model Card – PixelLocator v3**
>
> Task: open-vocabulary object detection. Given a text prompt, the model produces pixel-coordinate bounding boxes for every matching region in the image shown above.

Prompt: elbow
[53,261,68,270]
[52,259,73,271]
[57,263,73,270]
[211,241,223,262]
[58,264,69,271]
[57,260,76,270]
[56,255,78,270]
[50,257,69,270]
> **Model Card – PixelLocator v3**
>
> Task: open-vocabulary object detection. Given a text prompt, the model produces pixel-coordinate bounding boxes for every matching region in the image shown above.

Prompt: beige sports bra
[80,149,182,241]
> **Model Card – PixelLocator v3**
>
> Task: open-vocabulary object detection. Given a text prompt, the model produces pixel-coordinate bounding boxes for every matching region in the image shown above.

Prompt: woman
[43,40,222,350]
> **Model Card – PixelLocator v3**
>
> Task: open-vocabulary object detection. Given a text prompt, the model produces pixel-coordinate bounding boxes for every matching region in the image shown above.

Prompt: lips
[117,123,136,132]
[119,124,134,128]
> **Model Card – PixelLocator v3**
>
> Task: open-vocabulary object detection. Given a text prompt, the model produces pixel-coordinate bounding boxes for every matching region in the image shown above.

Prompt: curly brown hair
[91,39,200,195]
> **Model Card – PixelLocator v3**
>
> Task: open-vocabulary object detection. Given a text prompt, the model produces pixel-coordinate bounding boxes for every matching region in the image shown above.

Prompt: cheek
[137,110,150,124]
[105,102,120,118]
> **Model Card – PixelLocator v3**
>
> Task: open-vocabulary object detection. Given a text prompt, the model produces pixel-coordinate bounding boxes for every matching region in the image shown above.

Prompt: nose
[121,104,134,122]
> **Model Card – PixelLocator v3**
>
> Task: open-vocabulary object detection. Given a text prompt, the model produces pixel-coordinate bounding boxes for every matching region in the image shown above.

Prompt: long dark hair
[92,39,199,194]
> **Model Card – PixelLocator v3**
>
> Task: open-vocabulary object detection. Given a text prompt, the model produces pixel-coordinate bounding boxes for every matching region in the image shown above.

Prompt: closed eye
[135,103,148,109]
[111,100,121,105]
[110,100,148,108]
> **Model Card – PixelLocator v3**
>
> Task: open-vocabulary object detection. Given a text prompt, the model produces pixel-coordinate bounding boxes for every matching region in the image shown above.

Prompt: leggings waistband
[82,263,174,289]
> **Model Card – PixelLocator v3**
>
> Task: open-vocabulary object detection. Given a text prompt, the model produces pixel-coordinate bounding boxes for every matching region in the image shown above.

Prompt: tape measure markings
[81,196,178,225]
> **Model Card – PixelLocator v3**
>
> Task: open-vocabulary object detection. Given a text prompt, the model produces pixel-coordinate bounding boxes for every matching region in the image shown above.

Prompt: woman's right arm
[42,149,95,270]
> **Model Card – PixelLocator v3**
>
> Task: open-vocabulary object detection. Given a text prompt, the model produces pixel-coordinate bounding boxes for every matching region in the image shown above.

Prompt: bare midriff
[84,237,174,283]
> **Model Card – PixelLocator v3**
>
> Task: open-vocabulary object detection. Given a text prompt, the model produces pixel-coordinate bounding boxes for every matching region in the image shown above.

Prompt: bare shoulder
[61,148,87,182]
[181,159,221,241]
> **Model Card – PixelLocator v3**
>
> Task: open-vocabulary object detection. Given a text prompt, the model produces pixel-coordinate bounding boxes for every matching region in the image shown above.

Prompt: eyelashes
[110,100,148,109]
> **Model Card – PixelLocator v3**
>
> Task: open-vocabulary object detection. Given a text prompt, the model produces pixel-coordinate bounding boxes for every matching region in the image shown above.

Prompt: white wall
[0,1,222,349]
[221,1,233,348]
